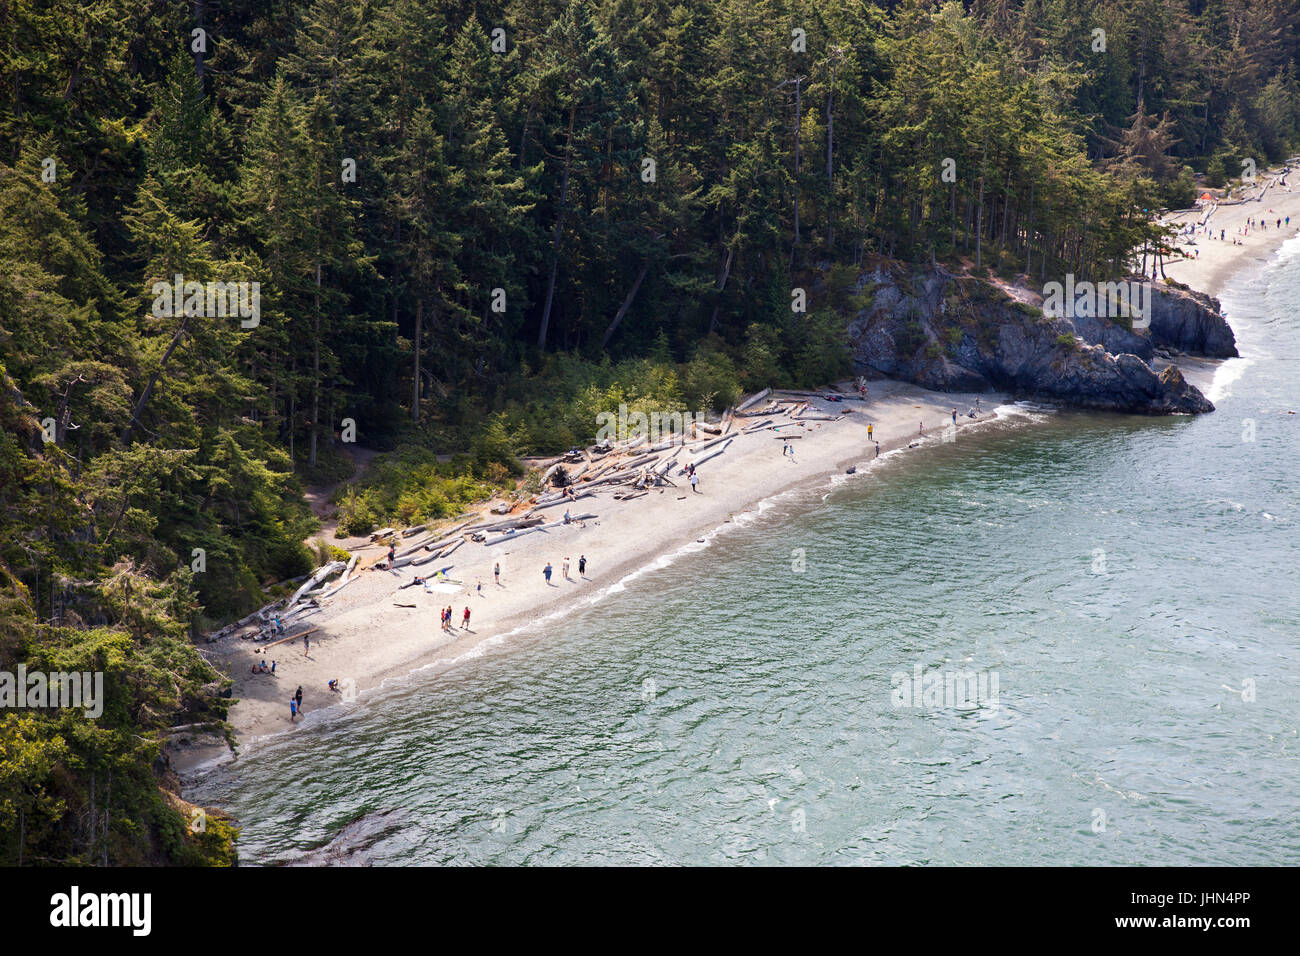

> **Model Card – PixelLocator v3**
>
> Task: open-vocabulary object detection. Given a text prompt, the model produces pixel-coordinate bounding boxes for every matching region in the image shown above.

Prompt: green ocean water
[189,243,1300,865]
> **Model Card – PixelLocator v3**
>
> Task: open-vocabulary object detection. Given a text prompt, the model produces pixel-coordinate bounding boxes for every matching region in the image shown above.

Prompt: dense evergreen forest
[1,0,1297,864]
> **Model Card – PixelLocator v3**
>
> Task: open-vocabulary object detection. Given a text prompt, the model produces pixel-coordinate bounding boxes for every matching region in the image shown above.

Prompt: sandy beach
[173,381,1008,773]
[1160,161,1300,297]
[171,163,1300,780]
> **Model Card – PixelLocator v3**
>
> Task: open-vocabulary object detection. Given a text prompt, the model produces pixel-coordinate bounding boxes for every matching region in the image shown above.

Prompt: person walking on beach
[875,441,881,458]
[952,407,958,425]
[387,542,396,566]
[290,698,298,721]
[578,554,587,576]
[690,471,700,493]
[976,397,982,413]
[867,422,873,442]
[544,562,553,585]
[295,685,303,710]
[303,633,310,656]
[494,561,501,586]
[919,421,924,435]
[462,606,471,629]
[562,556,570,579]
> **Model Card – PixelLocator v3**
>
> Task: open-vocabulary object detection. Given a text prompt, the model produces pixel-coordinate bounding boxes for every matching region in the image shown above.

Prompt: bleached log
[318,575,357,600]
[683,433,731,455]
[677,438,733,474]
[736,387,771,412]
[533,491,595,511]
[290,562,344,605]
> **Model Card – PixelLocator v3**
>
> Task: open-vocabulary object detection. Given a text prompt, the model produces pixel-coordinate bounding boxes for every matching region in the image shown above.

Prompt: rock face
[846,266,1216,414]
[1067,311,1154,361]
[1146,283,1238,357]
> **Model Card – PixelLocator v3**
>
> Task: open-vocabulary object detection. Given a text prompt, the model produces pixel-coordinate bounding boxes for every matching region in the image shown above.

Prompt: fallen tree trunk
[736,387,771,412]
[533,491,595,511]
[318,575,357,600]
[259,626,320,650]
[289,562,344,606]
[678,438,733,474]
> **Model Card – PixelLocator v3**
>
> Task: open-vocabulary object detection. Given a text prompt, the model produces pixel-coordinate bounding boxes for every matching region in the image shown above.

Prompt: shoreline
[1160,162,1300,298]
[173,383,1008,777]
[172,177,1300,785]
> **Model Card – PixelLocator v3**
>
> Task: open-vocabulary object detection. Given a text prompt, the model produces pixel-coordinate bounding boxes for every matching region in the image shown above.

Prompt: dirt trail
[303,445,381,550]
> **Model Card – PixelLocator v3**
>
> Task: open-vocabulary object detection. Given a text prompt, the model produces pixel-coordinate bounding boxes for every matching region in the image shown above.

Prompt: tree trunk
[412,297,422,423]
[791,77,802,267]
[538,105,576,350]
[600,259,651,349]
[122,314,191,445]
[310,259,321,468]
[975,144,987,270]
[706,244,735,336]
[825,65,835,249]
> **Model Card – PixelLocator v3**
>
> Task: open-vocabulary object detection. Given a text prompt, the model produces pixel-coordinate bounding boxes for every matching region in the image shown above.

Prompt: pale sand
[171,164,1300,779]
[1160,161,1300,298]
[172,383,1004,774]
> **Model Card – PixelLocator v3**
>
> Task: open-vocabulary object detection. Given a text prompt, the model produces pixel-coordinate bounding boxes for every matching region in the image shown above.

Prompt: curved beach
[172,170,1300,780]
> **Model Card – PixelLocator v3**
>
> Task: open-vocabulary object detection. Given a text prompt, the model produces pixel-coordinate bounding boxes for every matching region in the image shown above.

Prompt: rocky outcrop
[846,266,1215,414]
[1067,311,1154,361]
[1146,283,1238,357]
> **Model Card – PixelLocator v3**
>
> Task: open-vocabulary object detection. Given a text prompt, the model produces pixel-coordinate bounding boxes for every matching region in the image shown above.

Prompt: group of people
[684,462,700,492]
[251,658,277,675]
[439,605,470,631]
[542,555,588,584]
[1193,212,1294,250]
[288,685,304,720]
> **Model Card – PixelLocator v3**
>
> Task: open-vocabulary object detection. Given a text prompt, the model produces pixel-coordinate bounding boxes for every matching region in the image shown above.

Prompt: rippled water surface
[190,245,1300,865]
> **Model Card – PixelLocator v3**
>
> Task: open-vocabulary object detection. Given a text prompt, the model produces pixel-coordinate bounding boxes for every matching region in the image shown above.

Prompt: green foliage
[0,0,1297,867]
[332,446,509,534]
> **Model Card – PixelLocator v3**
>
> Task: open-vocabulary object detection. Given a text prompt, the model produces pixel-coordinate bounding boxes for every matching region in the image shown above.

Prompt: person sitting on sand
[563,509,572,524]
[329,679,340,693]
